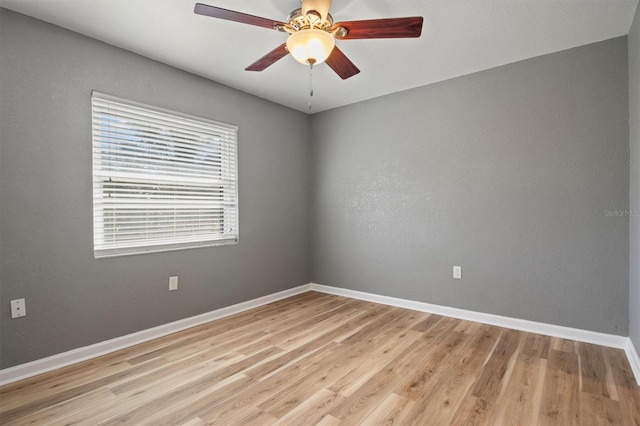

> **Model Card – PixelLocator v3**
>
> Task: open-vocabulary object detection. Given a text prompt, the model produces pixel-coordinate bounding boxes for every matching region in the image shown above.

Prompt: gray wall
[311,37,630,335]
[0,9,310,369]
[630,5,640,351]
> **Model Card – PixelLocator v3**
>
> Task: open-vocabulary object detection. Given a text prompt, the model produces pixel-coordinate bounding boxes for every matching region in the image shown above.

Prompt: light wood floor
[1,291,639,425]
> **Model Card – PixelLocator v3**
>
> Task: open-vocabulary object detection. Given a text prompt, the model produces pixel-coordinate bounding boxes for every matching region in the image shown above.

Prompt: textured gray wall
[311,37,629,335]
[0,9,310,369]
[630,5,640,351]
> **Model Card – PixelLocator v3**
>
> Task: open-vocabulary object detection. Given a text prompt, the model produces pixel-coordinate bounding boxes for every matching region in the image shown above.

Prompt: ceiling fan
[194,0,423,80]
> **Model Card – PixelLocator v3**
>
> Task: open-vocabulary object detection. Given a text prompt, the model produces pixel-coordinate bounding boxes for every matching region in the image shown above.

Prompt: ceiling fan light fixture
[194,2,422,80]
[286,29,335,65]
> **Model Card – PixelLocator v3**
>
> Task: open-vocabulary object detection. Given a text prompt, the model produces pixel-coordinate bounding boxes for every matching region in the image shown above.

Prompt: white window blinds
[92,91,238,258]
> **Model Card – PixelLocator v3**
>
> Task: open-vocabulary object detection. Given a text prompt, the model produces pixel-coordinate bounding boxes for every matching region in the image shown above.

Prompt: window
[91,92,238,258]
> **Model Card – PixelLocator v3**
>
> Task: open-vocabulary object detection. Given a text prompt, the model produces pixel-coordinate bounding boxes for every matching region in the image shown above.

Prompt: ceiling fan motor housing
[281,8,333,32]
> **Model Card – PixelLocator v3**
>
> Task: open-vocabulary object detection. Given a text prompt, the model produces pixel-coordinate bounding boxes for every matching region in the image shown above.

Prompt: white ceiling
[1,0,637,113]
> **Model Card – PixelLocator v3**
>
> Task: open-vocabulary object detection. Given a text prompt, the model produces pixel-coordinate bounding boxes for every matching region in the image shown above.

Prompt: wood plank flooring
[1,291,639,425]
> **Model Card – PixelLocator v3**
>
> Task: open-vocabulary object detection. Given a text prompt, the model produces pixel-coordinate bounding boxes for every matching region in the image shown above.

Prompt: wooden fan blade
[325,46,360,80]
[194,3,285,30]
[245,43,289,71]
[332,17,423,39]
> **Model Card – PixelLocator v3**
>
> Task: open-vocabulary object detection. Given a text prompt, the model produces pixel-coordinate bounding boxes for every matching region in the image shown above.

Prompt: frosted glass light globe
[286,29,335,65]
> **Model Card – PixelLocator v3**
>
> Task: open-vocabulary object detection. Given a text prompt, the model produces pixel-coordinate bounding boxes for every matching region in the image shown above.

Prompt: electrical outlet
[11,298,26,318]
[169,276,179,291]
[453,266,462,279]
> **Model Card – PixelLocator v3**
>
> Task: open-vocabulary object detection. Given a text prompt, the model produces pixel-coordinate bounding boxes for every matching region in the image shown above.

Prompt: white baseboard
[0,284,311,386]
[310,283,636,359]
[625,338,640,386]
[3,282,638,387]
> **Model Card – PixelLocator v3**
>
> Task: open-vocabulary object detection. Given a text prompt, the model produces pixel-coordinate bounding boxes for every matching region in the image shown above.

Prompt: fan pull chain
[308,63,314,113]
